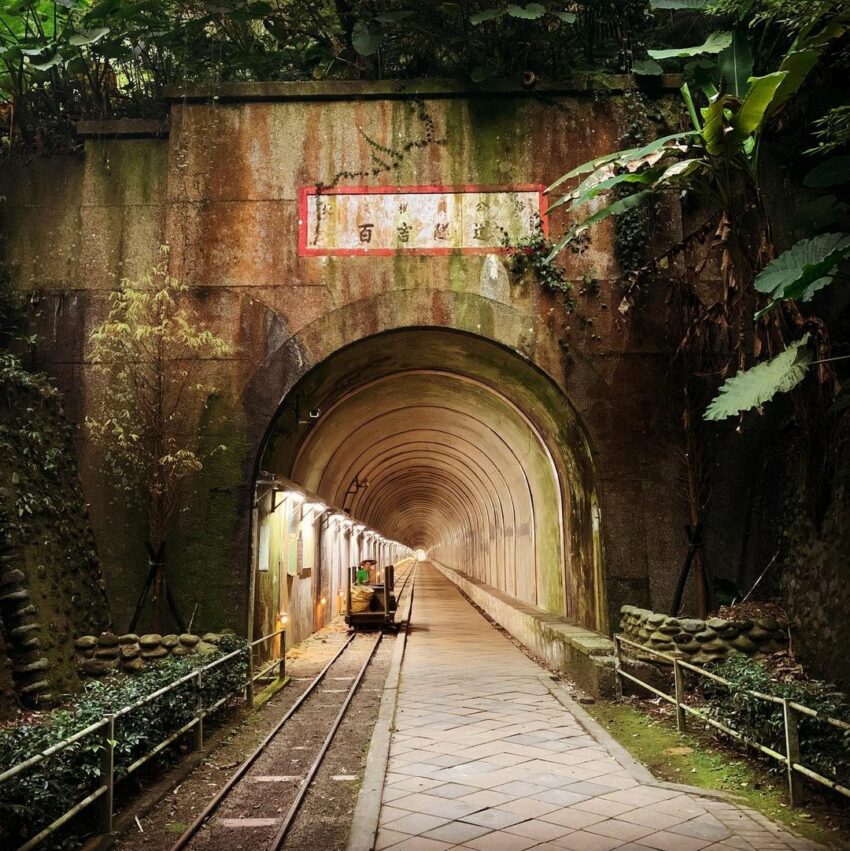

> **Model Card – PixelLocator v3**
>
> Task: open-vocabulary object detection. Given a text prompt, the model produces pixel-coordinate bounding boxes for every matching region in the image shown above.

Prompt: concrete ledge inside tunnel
[430,559,616,698]
[252,327,609,670]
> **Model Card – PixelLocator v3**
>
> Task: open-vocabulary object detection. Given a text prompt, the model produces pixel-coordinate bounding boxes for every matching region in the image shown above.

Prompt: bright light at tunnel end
[415,548,428,562]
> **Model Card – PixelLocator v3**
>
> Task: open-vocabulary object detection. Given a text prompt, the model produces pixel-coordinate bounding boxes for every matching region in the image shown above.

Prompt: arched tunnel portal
[255,328,605,647]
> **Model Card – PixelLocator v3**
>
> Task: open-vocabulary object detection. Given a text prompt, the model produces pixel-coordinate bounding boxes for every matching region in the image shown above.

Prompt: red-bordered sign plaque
[298,184,548,257]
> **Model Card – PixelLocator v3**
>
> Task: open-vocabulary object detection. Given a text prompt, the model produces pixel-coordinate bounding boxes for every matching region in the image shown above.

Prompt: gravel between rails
[115,622,397,851]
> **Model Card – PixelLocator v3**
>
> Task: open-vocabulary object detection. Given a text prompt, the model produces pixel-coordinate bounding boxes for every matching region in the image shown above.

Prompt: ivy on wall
[0,350,110,710]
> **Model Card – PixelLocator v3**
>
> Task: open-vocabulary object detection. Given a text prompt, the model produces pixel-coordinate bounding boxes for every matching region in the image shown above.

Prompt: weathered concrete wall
[782,438,850,691]
[0,80,688,639]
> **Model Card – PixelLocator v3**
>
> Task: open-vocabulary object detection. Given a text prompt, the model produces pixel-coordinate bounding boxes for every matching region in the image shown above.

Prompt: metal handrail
[613,633,850,806]
[0,627,286,850]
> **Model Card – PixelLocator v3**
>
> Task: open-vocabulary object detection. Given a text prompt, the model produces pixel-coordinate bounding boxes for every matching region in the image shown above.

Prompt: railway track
[170,564,417,851]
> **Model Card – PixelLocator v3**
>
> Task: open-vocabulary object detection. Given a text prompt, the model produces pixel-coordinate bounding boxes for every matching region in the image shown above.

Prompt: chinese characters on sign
[298,185,546,256]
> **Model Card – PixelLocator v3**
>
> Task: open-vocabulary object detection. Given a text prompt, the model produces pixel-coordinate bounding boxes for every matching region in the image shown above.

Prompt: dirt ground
[114,619,398,851]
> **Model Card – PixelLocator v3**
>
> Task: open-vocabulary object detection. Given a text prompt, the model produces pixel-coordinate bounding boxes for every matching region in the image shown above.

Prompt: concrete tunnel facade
[0,79,689,692]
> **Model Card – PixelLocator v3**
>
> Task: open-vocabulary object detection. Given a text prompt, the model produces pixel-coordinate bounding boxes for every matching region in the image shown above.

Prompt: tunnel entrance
[252,328,604,649]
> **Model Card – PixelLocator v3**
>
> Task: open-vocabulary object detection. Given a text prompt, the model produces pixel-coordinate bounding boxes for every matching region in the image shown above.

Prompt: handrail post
[673,658,687,732]
[783,698,802,806]
[99,714,115,836]
[613,635,623,699]
[278,629,286,680]
[246,643,255,708]
[194,670,204,752]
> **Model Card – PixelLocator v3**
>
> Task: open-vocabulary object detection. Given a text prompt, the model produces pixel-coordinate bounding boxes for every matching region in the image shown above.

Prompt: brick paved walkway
[375,564,817,851]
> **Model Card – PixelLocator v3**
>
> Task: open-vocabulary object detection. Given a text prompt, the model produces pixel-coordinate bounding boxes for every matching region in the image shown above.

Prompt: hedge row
[0,635,246,849]
[701,655,850,789]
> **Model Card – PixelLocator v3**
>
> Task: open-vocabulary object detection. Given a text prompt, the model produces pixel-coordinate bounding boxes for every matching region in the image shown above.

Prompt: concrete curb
[346,568,417,851]
[540,674,741,802]
[431,560,616,698]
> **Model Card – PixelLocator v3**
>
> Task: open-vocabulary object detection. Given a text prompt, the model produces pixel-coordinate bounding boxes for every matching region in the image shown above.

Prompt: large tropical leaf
[704,335,812,421]
[566,170,662,210]
[545,190,654,261]
[754,233,850,302]
[506,3,546,18]
[547,132,695,195]
[68,27,109,47]
[351,21,381,56]
[649,31,732,60]
[731,71,788,142]
[700,93,736,156]
[770,49,820,112]
[699,73,788,155]
[547,147,640,192]
[633,58,663,75]
[718,29,753,98]
[650,0,709,7]
[803,156,850,188]
[469,9,502,24]
[552,142,692,208]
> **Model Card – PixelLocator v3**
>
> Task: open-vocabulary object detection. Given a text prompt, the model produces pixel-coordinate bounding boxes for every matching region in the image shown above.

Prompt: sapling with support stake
[86,247,232,633]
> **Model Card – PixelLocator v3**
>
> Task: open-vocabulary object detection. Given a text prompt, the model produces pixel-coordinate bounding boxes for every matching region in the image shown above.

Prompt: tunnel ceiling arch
[260,328,605,630]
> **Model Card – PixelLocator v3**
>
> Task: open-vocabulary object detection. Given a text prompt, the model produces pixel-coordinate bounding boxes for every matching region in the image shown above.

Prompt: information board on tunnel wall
[298,184,548,256]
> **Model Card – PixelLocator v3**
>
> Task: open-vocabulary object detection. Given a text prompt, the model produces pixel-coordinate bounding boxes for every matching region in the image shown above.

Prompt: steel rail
[171,563,417,851]
[170,631,356,851]
[267,632,384,849]
[269,563,417,849]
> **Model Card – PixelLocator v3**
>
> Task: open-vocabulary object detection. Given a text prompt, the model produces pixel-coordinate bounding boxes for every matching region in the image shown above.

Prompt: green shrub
[0,636,246,849]
[701,655,850,788]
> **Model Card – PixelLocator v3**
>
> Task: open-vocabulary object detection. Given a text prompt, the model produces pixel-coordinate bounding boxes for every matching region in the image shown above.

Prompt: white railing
[613,634,850,807]
[0,628,286,851]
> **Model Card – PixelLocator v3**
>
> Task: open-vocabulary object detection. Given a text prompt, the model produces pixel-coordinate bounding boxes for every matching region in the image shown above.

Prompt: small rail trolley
[344,560,400,630]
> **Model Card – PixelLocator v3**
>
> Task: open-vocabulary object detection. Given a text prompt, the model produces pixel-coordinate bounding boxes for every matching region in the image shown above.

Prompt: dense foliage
[0,349,111,698]
[702,655,850,787]
[0,0,655,149]
[0,635,246,849]
[544,0,850,614]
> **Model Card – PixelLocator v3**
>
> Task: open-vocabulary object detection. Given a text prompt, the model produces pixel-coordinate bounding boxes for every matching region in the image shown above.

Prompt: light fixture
[278,611,289,626]
[343,474,370,512]
[319,595,327,606]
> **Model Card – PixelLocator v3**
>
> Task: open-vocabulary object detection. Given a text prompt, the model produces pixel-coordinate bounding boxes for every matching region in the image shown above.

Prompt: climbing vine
[312,97,446,243]
[612,89,663,290]
[504,220,576,312]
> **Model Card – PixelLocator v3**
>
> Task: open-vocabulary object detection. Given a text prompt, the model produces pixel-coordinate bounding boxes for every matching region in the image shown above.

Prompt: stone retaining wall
[74,632,227,676]
[619,606,788,665]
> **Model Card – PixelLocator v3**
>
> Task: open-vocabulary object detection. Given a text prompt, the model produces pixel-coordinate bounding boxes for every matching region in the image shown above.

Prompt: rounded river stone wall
[619,605,788,665]
[74,632,228,676]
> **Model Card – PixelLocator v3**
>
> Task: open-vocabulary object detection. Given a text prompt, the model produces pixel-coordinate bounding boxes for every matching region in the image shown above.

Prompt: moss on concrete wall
[0,83,689,644]
[0,356,110,711]
[782,438,850,691]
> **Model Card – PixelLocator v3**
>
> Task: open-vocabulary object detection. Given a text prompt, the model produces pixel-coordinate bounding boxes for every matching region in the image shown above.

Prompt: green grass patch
[584,698,846,848]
